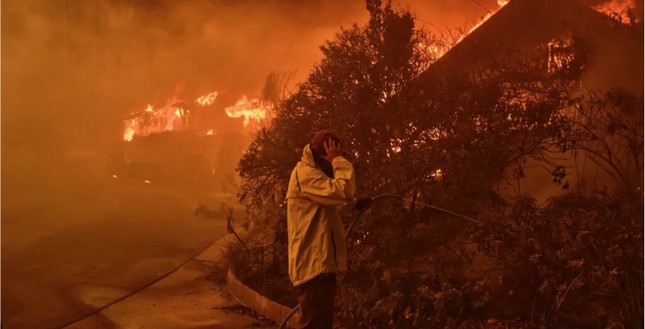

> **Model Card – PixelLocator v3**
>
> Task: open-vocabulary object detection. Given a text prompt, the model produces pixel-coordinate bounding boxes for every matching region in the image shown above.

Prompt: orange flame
[453,1,508,47]
[592,0,638,24]
[196,91,218,106]
[424,0,510,59]
[224,95,271,133]
[122,91,273,141]
[122,97,185,141]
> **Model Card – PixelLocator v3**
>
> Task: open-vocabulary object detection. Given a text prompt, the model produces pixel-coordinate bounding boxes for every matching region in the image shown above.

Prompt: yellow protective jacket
[286,144,356,286]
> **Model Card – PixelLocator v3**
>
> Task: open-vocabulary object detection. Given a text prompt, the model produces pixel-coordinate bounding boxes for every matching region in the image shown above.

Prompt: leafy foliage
[231,1,644,328]
[561,89,644,193]
[471,193,643,328]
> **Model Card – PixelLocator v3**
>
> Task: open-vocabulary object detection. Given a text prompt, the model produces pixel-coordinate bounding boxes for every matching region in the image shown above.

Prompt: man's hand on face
[322,139,343,162]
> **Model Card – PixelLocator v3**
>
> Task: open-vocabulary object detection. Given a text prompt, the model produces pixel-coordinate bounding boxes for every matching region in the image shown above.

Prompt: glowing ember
[592,0,638,24]
[418,41,447,59]
[196,91,218,106]
[224,95,271,132]
[206,129,215,135]
[427,44,443,58]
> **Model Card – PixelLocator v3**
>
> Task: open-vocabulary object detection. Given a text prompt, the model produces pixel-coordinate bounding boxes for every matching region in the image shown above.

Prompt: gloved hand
[354,197,373,212]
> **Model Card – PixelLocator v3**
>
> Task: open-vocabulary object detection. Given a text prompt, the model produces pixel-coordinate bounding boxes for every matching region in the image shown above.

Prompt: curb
[226,269,299,329]
[57,239,218,329]
[60,227,257,329]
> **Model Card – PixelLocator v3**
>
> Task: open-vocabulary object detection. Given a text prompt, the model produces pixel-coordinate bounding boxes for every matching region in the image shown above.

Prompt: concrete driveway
[2,179,234,329]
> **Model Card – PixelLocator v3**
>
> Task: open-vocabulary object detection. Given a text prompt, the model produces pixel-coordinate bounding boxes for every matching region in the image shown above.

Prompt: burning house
[426,0,642,91]
[411,0,643,199]
[109,90,272,189]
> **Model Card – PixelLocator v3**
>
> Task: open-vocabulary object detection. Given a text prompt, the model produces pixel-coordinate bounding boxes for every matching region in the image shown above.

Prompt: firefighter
[285,130,371,329]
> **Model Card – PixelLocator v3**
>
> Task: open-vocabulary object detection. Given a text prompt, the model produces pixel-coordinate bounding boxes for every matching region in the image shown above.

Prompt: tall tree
[238,0,435,219]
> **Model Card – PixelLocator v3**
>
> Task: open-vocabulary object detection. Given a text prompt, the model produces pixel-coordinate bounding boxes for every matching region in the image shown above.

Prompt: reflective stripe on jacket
[286,144,356,286]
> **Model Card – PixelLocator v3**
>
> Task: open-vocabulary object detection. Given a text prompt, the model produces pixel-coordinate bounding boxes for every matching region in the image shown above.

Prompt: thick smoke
[1,0,503,196]
[2,0,364,151]
[3,0,641,146]
[2,0,641,197]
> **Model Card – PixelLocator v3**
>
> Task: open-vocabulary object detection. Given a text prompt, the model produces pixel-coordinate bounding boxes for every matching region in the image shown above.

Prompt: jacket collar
[301,144,316,167]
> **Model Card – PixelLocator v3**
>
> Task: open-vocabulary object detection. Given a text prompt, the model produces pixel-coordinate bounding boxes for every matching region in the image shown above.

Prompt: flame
[547,37,575,73]
[196,91,218,106]
[453,9,500,47]
[123,91,272,141]
[426,44,443,57]
[418,42,447,61]
[123,120,136,142]
[426,0,510,60]
[122,97,186,141]
[224,95,271,132]
[592,0,638,24]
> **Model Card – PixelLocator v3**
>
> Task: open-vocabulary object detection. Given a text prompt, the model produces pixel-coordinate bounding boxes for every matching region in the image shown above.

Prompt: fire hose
[277,193,481,329]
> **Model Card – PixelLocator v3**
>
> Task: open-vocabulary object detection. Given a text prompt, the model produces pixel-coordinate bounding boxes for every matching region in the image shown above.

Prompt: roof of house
[419,0,643,92]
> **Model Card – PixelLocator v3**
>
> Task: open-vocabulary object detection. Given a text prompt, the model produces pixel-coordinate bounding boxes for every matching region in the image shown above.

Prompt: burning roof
[421,0,643,92]
[122,92,272,142]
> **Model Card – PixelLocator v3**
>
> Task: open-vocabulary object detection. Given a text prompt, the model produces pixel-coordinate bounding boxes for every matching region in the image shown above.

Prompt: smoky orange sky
[0,0,508,151]
[2,0,641,153]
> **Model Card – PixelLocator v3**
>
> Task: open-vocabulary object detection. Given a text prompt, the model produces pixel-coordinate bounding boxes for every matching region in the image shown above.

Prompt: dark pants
[297,273,337,329]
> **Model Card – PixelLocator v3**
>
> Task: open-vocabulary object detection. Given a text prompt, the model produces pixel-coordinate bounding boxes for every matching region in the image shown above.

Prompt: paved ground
[2,176,261,329]
[65,228,275,329]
